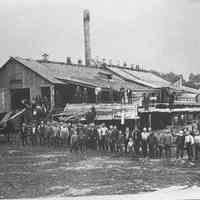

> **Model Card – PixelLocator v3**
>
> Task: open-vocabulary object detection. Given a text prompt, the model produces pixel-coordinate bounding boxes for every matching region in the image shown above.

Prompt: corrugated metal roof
[123,69,170,87]
[106,66,171,88]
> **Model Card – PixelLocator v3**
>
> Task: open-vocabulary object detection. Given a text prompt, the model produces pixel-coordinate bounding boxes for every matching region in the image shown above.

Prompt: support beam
[50,85,55,109]
[148,113,152,129]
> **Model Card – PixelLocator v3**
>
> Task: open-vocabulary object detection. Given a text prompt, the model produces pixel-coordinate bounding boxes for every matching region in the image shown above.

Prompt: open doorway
[41,87,51,102]
[10,88,30,110]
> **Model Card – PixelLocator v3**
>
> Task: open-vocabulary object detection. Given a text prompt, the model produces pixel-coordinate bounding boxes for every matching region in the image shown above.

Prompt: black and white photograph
[0,0,200,199]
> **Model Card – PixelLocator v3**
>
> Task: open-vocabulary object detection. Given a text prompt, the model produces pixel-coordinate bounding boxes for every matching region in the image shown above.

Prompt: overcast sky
[0,0,200,79]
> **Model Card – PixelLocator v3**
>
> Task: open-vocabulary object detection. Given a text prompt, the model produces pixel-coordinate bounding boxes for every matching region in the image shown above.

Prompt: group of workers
[18,119,200,161]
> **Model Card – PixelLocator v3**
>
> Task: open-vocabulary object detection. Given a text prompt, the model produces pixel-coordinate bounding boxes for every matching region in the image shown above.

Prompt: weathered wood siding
[0,59,53,111]
[0,88,10,112]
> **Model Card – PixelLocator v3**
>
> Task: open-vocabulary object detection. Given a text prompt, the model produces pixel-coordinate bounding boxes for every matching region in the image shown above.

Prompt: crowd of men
[18,120,200,161]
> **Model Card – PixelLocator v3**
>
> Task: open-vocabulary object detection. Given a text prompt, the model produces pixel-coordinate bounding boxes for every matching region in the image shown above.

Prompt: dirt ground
[0,144,200,199]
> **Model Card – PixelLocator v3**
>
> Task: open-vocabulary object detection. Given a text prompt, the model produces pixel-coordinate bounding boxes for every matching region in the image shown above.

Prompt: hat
[194,131,200,136]
[178,130,183,135]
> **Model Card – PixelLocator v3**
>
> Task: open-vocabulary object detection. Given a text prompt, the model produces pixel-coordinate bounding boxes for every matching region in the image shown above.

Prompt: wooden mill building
[1,56,200,130]
[0,56,149,113]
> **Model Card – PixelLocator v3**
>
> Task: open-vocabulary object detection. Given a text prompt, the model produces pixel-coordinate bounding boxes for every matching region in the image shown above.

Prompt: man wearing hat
[175,130,185,159]
[164,130,173,159]
[184,128,194,161]
[157,131,165,159]
[147,130,158,159]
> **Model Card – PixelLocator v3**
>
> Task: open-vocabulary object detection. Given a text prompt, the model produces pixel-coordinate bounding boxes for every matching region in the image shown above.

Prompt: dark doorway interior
[55,85,73,107]
[55,84,96,107]
[41,87,51,102]
[11,88,30,110]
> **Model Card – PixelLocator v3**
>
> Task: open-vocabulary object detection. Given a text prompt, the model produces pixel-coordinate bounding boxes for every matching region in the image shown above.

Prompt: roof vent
[41,53,49,61]
[136,64,140,71]
[123,62,127,67]
[102,58,107,67]
[78,59,83,65]
[109,59,112,66]
[66,57,72,65]
[131,64,135,70]
[117,60,121,66]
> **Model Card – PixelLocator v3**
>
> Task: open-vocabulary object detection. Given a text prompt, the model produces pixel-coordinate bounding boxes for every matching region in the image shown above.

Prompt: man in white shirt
[184,129,194,161]
[141,127,150,157]
[101,123,108,151]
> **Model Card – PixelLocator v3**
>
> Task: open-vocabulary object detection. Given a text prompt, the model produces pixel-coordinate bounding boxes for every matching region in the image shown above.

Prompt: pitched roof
[14,57,64,84]
[9,57,149,91]
[6,57,198,93]
[106,66,171,88]
[106,66,200,94]
[181,86,199,94]
[123,69,170,87]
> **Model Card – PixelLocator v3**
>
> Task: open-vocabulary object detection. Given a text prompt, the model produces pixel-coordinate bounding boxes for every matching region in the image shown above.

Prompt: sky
[0,0,200,79]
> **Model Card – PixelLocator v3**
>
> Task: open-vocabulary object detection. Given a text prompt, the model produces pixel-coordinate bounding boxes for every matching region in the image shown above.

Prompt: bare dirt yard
[0,144,200,199]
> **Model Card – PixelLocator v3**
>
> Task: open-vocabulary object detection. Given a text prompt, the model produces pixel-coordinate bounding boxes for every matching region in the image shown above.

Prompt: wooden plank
[0,112,12,126]
[58,103,139,121]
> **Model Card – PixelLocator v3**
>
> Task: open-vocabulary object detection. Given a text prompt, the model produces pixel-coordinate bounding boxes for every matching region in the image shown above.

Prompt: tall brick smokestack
[83,9,91,66]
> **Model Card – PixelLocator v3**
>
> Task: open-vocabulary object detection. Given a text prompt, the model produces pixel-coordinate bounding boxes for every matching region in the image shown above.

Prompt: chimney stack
[83,9,91,66]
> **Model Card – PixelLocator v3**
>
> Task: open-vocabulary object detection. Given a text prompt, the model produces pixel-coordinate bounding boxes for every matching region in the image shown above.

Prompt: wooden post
[134,118,138,130]
[149,113,152,129]
[171,112,174,128]
[50,85,55,109]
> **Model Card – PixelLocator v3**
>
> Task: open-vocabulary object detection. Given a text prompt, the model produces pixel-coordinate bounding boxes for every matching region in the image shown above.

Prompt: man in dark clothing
[109,87,114,103]
[148,132,158,158]
[110,126,119,153]
[74,86,82,103]
[21,122,27,146]
[169,92,175,110]
[89,124,98,150]
[133,128,141,155]
[38,121,45,145]
[83,88,88,103]
[127,89,132,104]
[120,88,125,104]
[143,93,149,111]
[176,130,185,159]
[31,122,38,146]
[85,107,96,124]
[164,130,173,159]
[157,132,165,159]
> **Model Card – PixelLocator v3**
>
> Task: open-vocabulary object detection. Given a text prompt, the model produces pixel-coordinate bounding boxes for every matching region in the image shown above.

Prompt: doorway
[10,88,30,110]
[41,87,50,101]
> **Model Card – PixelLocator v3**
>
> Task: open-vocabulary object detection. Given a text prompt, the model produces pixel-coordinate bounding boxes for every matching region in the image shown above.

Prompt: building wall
[0,59,53,111]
